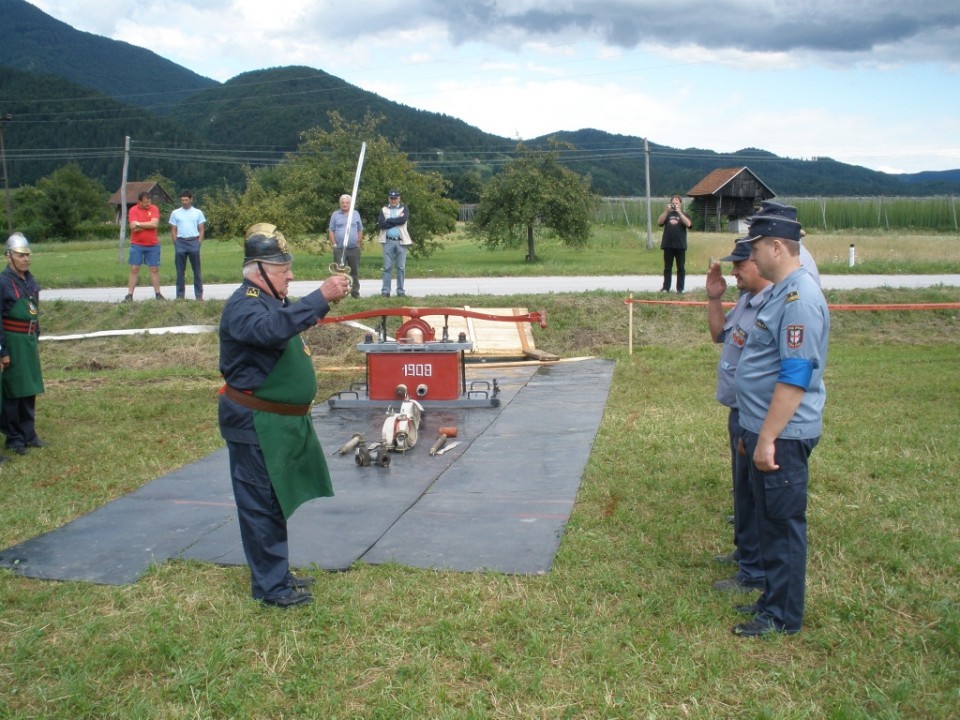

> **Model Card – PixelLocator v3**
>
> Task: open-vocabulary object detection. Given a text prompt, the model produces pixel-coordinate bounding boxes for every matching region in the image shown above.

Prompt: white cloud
[22,0,960,172]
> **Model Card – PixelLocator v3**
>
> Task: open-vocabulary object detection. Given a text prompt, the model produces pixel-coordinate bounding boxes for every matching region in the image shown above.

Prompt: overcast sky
[28,0,960,174]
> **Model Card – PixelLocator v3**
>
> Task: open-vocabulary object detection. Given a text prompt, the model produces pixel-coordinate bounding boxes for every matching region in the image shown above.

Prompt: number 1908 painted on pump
[402,363,433,377]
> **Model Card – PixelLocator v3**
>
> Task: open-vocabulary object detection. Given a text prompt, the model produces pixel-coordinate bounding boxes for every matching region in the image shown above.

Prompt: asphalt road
[43,274,960,302]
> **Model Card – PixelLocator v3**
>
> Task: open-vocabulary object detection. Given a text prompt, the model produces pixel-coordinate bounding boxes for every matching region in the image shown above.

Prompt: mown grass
[32,225,960,288]
[1,284,959,718]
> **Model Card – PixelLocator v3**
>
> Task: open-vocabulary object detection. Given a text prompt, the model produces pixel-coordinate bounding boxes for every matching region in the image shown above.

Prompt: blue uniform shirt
[716,284,773,408]
[735,267,830,439]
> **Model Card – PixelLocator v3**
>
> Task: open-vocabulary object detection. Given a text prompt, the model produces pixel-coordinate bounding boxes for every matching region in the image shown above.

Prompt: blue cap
[388,189,401,198]
[753,200,798,221]
[737,215,803,244]
[719,240,753,261]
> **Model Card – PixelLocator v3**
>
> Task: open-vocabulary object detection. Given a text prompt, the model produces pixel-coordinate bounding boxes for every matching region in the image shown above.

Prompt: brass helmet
[6,232,31,255]
[243,223,292,265]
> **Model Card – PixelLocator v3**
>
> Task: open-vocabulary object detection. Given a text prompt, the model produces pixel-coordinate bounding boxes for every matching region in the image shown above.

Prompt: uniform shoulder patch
[787,324,805,348]
[245,286,260,298]
[786,290,800,303]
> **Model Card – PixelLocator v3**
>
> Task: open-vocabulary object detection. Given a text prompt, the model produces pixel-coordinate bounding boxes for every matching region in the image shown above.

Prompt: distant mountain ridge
[0,0,216,106]
[1,0,957,197]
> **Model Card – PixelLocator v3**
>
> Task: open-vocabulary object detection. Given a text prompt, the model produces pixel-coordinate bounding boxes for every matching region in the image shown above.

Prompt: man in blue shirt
[328,194,363,298]
[706,240,772,594]
[168,191,206,300]
[732,214,830,637]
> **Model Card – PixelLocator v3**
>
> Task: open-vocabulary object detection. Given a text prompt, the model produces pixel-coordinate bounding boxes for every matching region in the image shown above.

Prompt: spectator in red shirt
[124,192,166,301]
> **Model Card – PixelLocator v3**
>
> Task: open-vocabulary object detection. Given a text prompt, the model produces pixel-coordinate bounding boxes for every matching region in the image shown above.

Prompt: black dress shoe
[713,576,764,592]
[9,446,28,456]
[289,575,316,589]
[732,616,797,638]
[260,589,313,608]
[28,439,49,448]
[733,601,763,616]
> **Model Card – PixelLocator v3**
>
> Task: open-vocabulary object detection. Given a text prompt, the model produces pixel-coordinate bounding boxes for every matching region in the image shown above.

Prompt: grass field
[0,251,958,717]
[32,225,960,288]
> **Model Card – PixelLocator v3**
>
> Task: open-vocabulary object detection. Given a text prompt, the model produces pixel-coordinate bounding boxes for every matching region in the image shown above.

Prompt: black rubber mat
[0,360,613,584]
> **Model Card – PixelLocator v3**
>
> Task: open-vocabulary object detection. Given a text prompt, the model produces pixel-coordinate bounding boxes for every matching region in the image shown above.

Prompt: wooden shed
[686,167,775,232]
[108,181,174,223]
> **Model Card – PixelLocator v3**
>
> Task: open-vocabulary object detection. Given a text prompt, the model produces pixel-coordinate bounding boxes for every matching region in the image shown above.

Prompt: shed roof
[687,166,773,197]
[108,181,173,206]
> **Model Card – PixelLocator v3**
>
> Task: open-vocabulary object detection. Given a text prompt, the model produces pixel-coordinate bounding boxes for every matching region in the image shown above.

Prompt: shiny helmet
[6,232,31,255]
[243,223,293,265]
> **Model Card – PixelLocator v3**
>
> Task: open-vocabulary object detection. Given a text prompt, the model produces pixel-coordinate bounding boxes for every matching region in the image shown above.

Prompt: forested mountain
[169,67,514,157]
[0,66,238,189]
[541,129,960,197]
[1,0,957,198]
[0,0,216,107]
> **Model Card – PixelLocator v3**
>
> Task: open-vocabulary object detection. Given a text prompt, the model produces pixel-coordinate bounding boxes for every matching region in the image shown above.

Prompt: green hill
[0,0,216,108]
[536,129,960,197]
[167,66,514,156]
[0,66,232,188]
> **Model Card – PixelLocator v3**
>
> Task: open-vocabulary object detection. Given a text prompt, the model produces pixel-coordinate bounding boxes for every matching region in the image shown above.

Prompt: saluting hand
[706,262,727,299]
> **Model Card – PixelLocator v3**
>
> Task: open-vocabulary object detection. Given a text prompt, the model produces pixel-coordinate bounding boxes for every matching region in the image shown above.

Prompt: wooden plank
[523,348,560,362]
[429,307,541,357]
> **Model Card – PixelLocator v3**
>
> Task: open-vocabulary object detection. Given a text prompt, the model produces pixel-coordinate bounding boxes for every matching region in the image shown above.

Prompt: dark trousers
[1,394,38,449]
[333,246,361,296]
[175,250,203,299]
[742,429,818,633]
[662,248,686,292]
[728,409,764,583]
[226,441,295,601]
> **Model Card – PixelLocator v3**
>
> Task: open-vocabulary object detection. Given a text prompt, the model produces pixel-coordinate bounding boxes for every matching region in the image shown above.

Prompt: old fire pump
[322,307,547,464]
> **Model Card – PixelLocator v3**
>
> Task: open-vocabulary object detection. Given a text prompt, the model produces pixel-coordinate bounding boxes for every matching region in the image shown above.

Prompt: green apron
[2,294,44,398]
[252,334,333,519]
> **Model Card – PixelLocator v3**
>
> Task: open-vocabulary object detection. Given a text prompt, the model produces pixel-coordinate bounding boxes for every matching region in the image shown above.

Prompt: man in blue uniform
[733,215,830,637]
[219,223,349,608]
[706,240,772,594]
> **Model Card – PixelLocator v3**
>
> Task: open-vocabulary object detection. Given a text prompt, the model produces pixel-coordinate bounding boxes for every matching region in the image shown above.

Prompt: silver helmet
[6,232,31,255]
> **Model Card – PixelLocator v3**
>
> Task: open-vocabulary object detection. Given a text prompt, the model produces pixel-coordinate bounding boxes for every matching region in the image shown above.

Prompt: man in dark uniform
[218,223,349,608]
[0,232,47,458]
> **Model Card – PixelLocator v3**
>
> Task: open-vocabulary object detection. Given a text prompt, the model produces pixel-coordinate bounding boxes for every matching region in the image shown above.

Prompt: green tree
[11,186,48,241]
[468,143,596,261]
[203,167,294,248]
[13,163,110,241]
[204,113,458,258]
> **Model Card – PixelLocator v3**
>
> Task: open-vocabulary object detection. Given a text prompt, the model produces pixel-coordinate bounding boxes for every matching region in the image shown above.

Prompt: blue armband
[778,357,814,389]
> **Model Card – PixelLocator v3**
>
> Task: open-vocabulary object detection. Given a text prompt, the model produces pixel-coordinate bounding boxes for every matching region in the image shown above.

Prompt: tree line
[7,115,596,262]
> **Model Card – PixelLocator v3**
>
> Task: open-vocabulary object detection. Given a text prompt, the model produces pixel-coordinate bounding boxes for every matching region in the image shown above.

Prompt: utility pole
[644,137,654,249]
[0,113,13,236]
[119,136,130,262]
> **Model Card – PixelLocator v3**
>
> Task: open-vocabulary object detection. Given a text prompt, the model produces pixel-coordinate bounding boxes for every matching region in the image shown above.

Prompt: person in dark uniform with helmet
[0,232,47,458]
[218,223,349,608]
